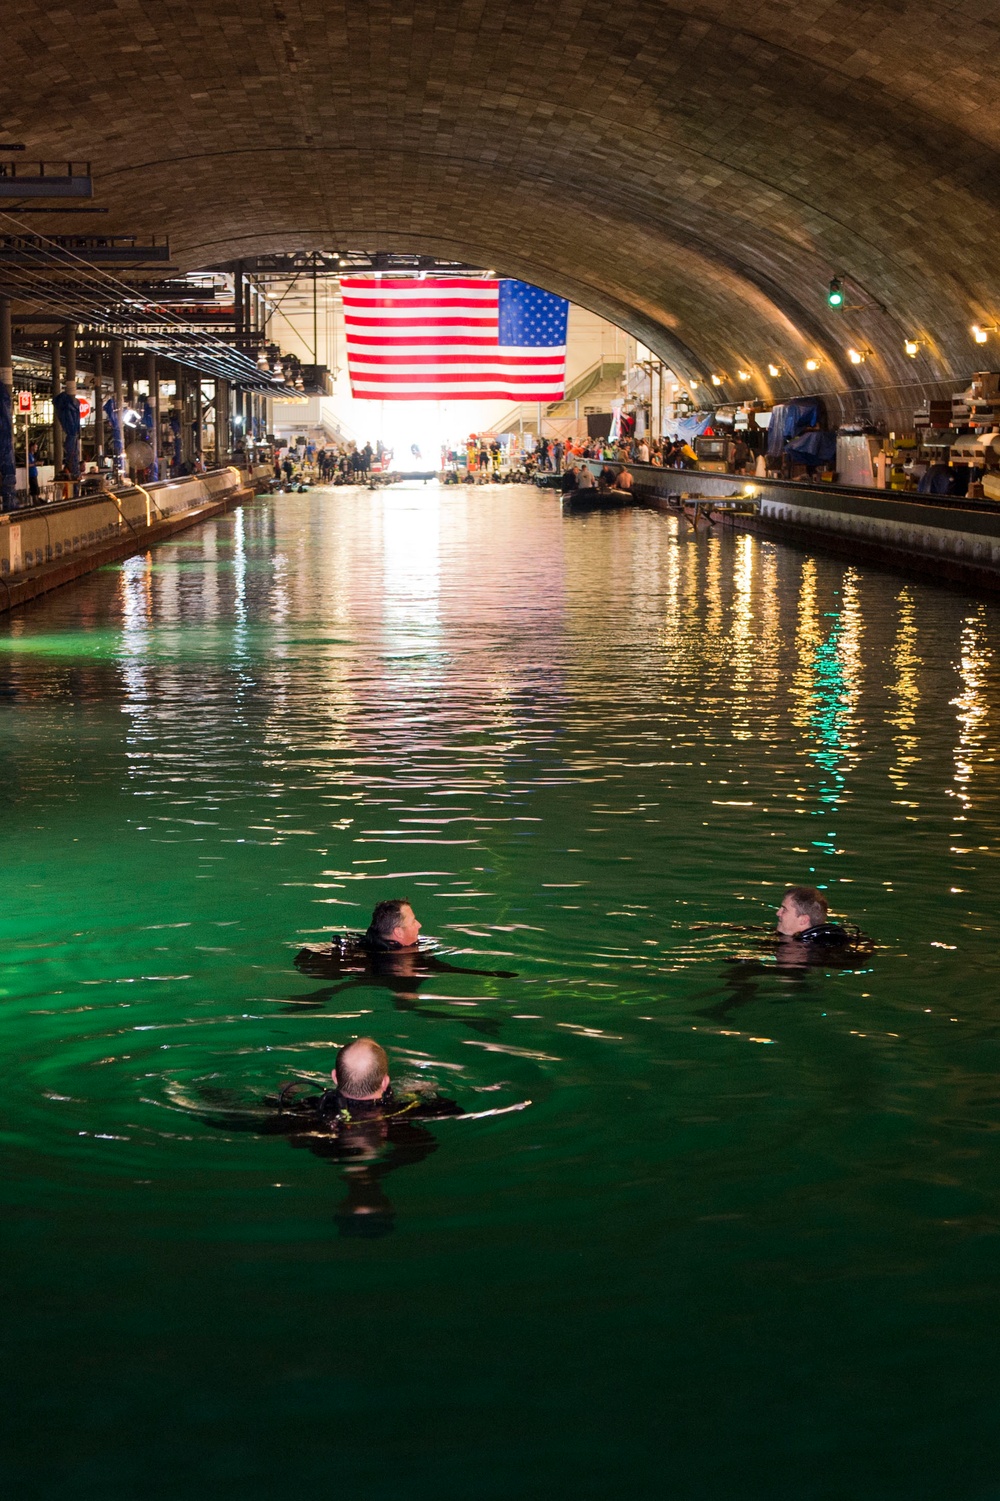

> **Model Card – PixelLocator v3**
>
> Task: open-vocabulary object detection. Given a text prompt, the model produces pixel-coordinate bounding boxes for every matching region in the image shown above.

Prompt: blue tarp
[767,397,827,459]
[104,396,124,473]
[0,384,16,510]
[54,390,81,478]
[666,413,714,443]
[784,428,838,468]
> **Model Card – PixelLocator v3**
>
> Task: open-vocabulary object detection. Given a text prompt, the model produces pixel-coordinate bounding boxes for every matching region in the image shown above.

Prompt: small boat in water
[560,487,635,512]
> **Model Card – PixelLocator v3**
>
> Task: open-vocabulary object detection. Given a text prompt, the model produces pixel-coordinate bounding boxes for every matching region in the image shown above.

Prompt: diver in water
[774,885,869,965]
[207,1037,462,1238]
[292,898,517,1036]
[695,884,873,1021]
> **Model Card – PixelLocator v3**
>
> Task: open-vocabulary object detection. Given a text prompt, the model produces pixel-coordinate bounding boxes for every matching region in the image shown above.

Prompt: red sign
[77,396,92,420]
[17,391,32,414]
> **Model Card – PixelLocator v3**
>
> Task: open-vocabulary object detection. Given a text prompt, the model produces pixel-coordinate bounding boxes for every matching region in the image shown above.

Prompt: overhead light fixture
[972,324,992,344]
[848,347,864,364]
[767,363,781,378]
[805,358,820,372]
[711,374,723,386]
[904,339,920,357]
[689,378,699,388]
[737,369,751,381]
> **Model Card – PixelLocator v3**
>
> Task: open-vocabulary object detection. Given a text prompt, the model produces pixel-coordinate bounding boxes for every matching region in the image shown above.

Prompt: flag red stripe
[341,276,497,292]
[348,354,564,366]
[341,274,564,401]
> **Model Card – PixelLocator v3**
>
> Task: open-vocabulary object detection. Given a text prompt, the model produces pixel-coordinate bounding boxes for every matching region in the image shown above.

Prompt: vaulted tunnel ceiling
[6,0,1000,421]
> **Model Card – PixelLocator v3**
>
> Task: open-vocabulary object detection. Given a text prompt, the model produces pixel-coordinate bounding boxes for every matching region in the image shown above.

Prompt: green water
[3,484,1000,1499]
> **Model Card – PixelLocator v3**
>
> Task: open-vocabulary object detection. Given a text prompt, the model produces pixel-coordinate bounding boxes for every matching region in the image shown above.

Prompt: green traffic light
[827,278,844,308]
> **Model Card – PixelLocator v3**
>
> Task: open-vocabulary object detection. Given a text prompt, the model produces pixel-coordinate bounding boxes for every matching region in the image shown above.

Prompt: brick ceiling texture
[5,0,1000,423]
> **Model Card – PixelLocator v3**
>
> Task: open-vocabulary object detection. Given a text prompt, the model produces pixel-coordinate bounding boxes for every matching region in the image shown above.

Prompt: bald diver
[292,898,517,1036]
[694,885,873,1023]
[206,1037,462,1238]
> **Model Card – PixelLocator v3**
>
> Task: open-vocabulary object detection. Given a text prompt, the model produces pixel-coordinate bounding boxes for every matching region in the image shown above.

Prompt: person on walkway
[27,444,39,502]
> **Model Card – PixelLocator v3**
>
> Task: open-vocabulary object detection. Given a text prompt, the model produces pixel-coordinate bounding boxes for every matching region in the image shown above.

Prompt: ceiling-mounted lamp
[805,358,821,372]
[972,324,994,344]
[737,369,751,381]
[711,373,724,386]
[767,363,781,378]
[904,338,921,358]
[848,347,874,365]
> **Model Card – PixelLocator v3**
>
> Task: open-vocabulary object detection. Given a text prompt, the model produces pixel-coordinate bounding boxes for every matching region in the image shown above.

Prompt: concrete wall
[605,462,1000,583]
[0,467,243,578]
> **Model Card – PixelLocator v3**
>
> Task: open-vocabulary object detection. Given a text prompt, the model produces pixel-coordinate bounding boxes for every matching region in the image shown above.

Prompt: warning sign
[17,390,32,414]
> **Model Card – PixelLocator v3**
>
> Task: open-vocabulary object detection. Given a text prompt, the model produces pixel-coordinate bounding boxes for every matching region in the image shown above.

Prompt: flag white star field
[341,277,568,401]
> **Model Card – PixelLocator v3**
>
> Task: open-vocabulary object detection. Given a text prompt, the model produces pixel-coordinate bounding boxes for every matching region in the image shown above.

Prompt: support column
[62,322,79,481]
[51,335,63,471]
[112,338,125,481]
[93,347,104,465]
[174,360,186,470]
[234,263,245,352]
[146,350,159,480]
[0,296,11,396]
[194,375,203,465]
[217,379,228,464]
[0,295,14,511]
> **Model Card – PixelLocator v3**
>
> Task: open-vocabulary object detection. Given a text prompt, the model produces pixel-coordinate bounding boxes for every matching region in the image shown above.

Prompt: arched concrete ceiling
[6,0,1000,419]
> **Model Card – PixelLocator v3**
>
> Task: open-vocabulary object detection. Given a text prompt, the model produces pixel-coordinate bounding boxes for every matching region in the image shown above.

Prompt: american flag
[341,277,568,401]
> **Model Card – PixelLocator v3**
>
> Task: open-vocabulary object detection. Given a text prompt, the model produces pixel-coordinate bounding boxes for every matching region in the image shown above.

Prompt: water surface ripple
[3,484,1000,1499]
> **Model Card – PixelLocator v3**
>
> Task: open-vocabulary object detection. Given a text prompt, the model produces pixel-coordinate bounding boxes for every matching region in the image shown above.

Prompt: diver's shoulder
[294,934,369,970]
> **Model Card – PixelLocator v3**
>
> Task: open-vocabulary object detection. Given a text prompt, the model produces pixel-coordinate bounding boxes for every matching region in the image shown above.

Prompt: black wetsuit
[210,1083,463,1238]
[292,932,516,1035]
[695,923,874,1022]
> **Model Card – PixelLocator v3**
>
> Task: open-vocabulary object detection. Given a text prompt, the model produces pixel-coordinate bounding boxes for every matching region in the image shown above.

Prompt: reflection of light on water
[791,563,864,869]
[118,552,154,751]
[704,538,722,639]
[381,488,441,631]
[888,587,921,791]
[950,607,992,820]
[729,533,754,741]
[232,506,247,634]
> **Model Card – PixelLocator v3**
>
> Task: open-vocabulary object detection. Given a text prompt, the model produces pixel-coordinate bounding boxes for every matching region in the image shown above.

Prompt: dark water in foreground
[3,483,1000,1499]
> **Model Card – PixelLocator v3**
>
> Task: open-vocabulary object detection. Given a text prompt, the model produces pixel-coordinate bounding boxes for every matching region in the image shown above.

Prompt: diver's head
[334,1037,390,1101]
[776,886,829,937]
[368,898,421,948]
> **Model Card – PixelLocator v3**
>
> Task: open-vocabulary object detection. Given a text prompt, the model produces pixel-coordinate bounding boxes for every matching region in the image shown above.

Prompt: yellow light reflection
[887,587,921,790]
[950,607,993,820]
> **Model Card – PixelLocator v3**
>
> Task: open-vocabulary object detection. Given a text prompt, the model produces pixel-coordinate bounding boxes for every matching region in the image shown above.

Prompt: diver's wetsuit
[210,1083,463,1238]
[292,932,517,1036]
[696,923,874,1022]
